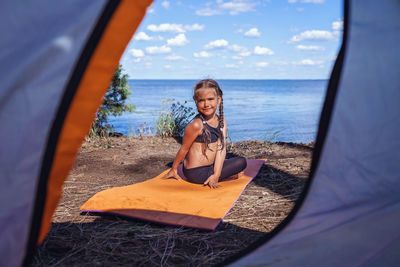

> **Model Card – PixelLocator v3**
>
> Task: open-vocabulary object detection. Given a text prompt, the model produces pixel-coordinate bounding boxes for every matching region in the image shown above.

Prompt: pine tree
[90,65,134,136]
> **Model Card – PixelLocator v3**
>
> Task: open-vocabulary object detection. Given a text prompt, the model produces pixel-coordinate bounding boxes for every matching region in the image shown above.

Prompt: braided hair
[193,79,225,156]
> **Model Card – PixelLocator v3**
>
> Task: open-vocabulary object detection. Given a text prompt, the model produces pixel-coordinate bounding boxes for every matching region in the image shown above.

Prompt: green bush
[156,100,195,137]
[90,65,135,137]
[170,100,196,136]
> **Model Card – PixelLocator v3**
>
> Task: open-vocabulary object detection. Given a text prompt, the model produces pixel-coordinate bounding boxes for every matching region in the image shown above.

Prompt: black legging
[182,157,247,184]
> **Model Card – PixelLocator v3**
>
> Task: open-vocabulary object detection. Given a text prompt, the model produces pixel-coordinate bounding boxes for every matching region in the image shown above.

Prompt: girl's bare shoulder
[184,117,203,135]
[187,117,203,131]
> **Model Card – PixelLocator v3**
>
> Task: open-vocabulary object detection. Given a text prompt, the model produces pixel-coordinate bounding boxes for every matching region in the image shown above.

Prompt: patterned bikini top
[194,115,222,143]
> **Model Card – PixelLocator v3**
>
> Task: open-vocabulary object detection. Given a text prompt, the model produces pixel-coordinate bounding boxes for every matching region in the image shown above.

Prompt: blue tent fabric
[0,1,108,266]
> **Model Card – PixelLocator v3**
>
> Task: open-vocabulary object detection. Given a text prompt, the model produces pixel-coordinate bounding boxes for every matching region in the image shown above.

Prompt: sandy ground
[32,136,313,266]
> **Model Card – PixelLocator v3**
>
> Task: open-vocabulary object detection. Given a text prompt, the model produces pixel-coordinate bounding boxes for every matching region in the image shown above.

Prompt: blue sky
[120,0,343,79]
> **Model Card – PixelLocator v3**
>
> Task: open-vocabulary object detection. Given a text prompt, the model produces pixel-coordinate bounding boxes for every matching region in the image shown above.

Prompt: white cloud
[225,64,239,69]
[332,19,343,31]
[145,45,171,54]
[147,23,184,33]
[244,28,261,37]
[194,51,212,58]
[167,34,189,46]
[147,23,204,33]
[289,30,335,43]
[254,46,274,55]
[293,59,323,65]
[256,62,269,67]
[128,48,146,63]
[129,48,145,57]
[165,54,185,61]
[228,44,246,52]
[196,0,257,16]
[196,8,222,16]
[204,39,229,49]
[134,32,151,41]
[229,44,252,57]
[161,1,170,9]
[240,51,251,57]
[164,64,172,69]
[229,44,244,52]
[220,0,257,15]
[288,0,325,3]
[232,55,242,60]
[134,32,163,41]
[184,24,205,31]
[296,45,324,51]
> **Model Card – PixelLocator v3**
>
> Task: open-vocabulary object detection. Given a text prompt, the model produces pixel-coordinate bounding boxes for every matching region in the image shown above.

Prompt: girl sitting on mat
[162,79,247,189]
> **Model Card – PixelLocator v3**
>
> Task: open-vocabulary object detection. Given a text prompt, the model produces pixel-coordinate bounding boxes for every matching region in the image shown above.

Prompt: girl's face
[195,87,221,118]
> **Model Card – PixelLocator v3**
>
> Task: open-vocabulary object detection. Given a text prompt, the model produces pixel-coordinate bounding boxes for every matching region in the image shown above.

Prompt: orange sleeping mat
[80,158,265,230]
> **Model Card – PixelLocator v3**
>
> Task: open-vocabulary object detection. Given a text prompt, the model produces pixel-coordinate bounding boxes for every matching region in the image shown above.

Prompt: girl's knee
[236,156,247,170]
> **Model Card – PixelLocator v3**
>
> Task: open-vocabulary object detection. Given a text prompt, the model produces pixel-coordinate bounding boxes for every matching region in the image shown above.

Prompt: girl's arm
[204,118,227,188]
[161,119,202,180]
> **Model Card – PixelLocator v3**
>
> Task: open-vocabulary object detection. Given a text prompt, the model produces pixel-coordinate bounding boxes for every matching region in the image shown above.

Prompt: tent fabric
[0,1,152,266]
[80,159,265,230]
[0,1,108,266]
[231,0,400,266]
[37,0,152,245]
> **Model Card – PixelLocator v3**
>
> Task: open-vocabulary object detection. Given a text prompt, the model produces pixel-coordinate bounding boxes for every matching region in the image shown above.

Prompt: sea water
[108,79,327,143]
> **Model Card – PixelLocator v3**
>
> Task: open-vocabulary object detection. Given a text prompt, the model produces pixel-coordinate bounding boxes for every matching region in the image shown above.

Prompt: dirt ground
[32,136,313,266]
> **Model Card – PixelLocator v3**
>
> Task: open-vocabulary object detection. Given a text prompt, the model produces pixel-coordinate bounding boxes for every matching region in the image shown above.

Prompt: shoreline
[108,132,316,146]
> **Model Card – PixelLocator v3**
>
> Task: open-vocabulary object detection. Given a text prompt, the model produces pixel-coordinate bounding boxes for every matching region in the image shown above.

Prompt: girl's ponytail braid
[218,94,224,129]
[217,86,225,150]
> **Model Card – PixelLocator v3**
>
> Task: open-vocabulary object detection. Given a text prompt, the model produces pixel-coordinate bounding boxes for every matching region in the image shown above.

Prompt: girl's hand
[161,169,181,181]
[203,175,220,189]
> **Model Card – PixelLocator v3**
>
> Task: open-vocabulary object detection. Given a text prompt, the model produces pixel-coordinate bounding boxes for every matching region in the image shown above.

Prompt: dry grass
[31,137,313,266]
